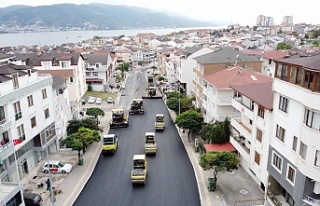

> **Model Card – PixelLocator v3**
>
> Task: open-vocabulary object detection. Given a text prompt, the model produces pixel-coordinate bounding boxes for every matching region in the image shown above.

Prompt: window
[258,105,265,118]
[276,125,285,142]
[43,61,51,69]
[12,74,19,89]
[315,150,320,167]
[299,141,307,160]
[0,106,5,122]
[13,101,22,120]
[296,68,304,86]
[276,64,288,80]
[304,70,314,89]
[2,131,9,143]
[70,77,74,83]
[27,95,34,107]
[256,129,262,142]
[268,59,272,65]
[289,67,297,83]
[30,117,37,128]
[279,96,288,113]
[44,108,50,119]
[234,91,241,98]
[255,151,260,165]
[93,72,98,76]
[42,89,47,99]
[17,124,25,140]
[272,152,282,171]
[292,136,298,152]
[304,108,320,131]
[287,165,296,184]
[60,61,69,68]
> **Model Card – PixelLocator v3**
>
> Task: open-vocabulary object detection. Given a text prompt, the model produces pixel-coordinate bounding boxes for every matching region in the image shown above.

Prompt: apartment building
[266,54,320,206]
[201,66,272,123]
[114,46,137,66]
[192,47,263,109]
[12,52,87,119]
[83,53,115,91]
[261,50,291,77]
[229,81,273,191]
[0,64,55,204]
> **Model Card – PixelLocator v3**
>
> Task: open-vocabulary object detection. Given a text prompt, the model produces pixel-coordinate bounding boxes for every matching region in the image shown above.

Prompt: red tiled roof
[203,66,272,89]
[230,82,274,110]
[240,50,263,56]
[204,142,236,152]
[263,50,290,60]
[86,78,103,82]
[38,69,73,78]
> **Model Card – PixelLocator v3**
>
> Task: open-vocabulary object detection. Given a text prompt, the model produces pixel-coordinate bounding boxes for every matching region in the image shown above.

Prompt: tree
[87,83,92,91]
[166,97,180,113]
[118,62,129,79]
[277,42,292,50]
[199,152,239,182]
[86,108,105,125]
[200,118,231,144]
[67,117,100,135]
[62,135,83,164]
[175,109,203,134]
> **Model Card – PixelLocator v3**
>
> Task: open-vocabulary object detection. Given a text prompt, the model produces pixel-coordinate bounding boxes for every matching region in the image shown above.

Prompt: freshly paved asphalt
[74,72,201,206]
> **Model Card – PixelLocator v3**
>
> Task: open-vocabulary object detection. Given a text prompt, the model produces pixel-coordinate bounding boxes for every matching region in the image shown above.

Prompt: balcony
[231,117,252,142]
[0,118,11,133]
[230,135,250,159]
[232,99,254,120]
[267,190,290,206]
[217,98,232,106]
[192,78,197,85]
[303,195,320,206]
[0,142,14,162]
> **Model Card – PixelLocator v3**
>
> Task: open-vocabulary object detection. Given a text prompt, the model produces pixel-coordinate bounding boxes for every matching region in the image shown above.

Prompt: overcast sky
[0,0,319,26]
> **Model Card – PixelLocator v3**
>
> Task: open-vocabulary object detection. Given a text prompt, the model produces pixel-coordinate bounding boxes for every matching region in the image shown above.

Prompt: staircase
[234,198,265,206]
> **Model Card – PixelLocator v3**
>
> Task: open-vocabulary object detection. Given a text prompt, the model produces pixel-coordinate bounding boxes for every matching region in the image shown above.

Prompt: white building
[266,55,320,206]
[230,82,273,190]
[83,53,115,91]
[201,66,272,123]
[177,46,213,96]
[0,64,56,204]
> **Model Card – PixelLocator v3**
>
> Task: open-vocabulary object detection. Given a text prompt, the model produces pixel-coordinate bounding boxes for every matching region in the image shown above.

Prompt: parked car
[42,160,72,174]
[107,97,114,104]
[96,98,102,105]
[88,96,96,104]
[23,193,43,206]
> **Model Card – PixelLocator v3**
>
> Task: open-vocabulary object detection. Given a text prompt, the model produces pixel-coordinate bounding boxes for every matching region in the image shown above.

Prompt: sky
[0,0,319,26]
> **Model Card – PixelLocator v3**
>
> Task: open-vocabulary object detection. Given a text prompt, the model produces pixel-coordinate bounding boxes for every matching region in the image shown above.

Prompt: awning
[204,142,236,152]
[86,78,103,82]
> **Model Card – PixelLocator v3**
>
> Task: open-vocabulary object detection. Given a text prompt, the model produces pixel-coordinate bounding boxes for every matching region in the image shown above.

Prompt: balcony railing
[267,190,283,206]
[0,118,11,132]
[217,98,232,106]
[303,194,320,206]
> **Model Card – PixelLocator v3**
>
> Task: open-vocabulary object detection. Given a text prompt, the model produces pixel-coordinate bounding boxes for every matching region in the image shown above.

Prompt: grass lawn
[84,91,117,101]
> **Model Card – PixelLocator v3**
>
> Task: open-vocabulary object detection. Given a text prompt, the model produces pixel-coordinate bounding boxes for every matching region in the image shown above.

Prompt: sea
[0,26,225,47]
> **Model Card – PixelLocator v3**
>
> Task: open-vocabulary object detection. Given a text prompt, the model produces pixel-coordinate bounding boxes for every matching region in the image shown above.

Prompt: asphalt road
[74,72,200,206]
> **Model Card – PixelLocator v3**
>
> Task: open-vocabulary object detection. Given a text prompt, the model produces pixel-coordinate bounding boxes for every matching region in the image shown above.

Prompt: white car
[42,161,72,174]
[96,98,102,105]
[107,97,113,104]
[88,96,96,104]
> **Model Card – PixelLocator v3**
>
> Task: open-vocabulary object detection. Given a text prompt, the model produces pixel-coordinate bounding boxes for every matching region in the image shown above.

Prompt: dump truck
[129,99,144,115]
[109,108,129,128]
[131,154,147,185]
[145,132,157,155]
[155,114,165,131]
[102,134,118,155]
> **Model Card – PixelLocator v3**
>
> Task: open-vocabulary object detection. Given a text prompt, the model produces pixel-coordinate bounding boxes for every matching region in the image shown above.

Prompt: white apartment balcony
[232,98,254,120]
[230,135,250,159]
[0,118,11,133]
[255,115,265,129]
[192,78,197,86]
[0,142,14,163]
[303,194,320,206]
[231,116,252,142]
[203,87,208,96]
[217,98,232,106]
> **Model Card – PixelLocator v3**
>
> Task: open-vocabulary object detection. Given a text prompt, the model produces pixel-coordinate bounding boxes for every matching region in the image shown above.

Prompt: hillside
[0,3,214,29]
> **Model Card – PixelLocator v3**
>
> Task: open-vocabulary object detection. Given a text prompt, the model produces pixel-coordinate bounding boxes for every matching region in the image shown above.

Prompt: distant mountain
[0,3,214,29]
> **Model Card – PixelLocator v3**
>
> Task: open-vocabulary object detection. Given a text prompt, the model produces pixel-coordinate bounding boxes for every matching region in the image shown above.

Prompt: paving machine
[142,75,162,99]
[109,109,129,128]
[129,99,144,115]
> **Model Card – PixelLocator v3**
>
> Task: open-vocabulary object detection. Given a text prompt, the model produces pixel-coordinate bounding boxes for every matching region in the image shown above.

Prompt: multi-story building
[261,50,291,77]
[177,45,213,96]
[266,17,275,26]
[201,66,272,123]
[229,81,273,191]
[12,52,87,119]
[136,49,156,66]
[0,64,56,204]
[282,16,293,26]
[83,53,115,91]
[114,46,137,66]
[257,15,267,27]
[267,54,320,206]
[192,47,263,109]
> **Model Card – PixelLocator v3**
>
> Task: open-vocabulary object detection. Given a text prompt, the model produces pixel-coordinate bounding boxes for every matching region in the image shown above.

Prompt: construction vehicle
[145,132,157,155]
[102,134,118,155]
[155,114,165,131]
[109,109,129,128]
[129,99,144,115]
[131,154,147,185]
[142,75,162,99]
